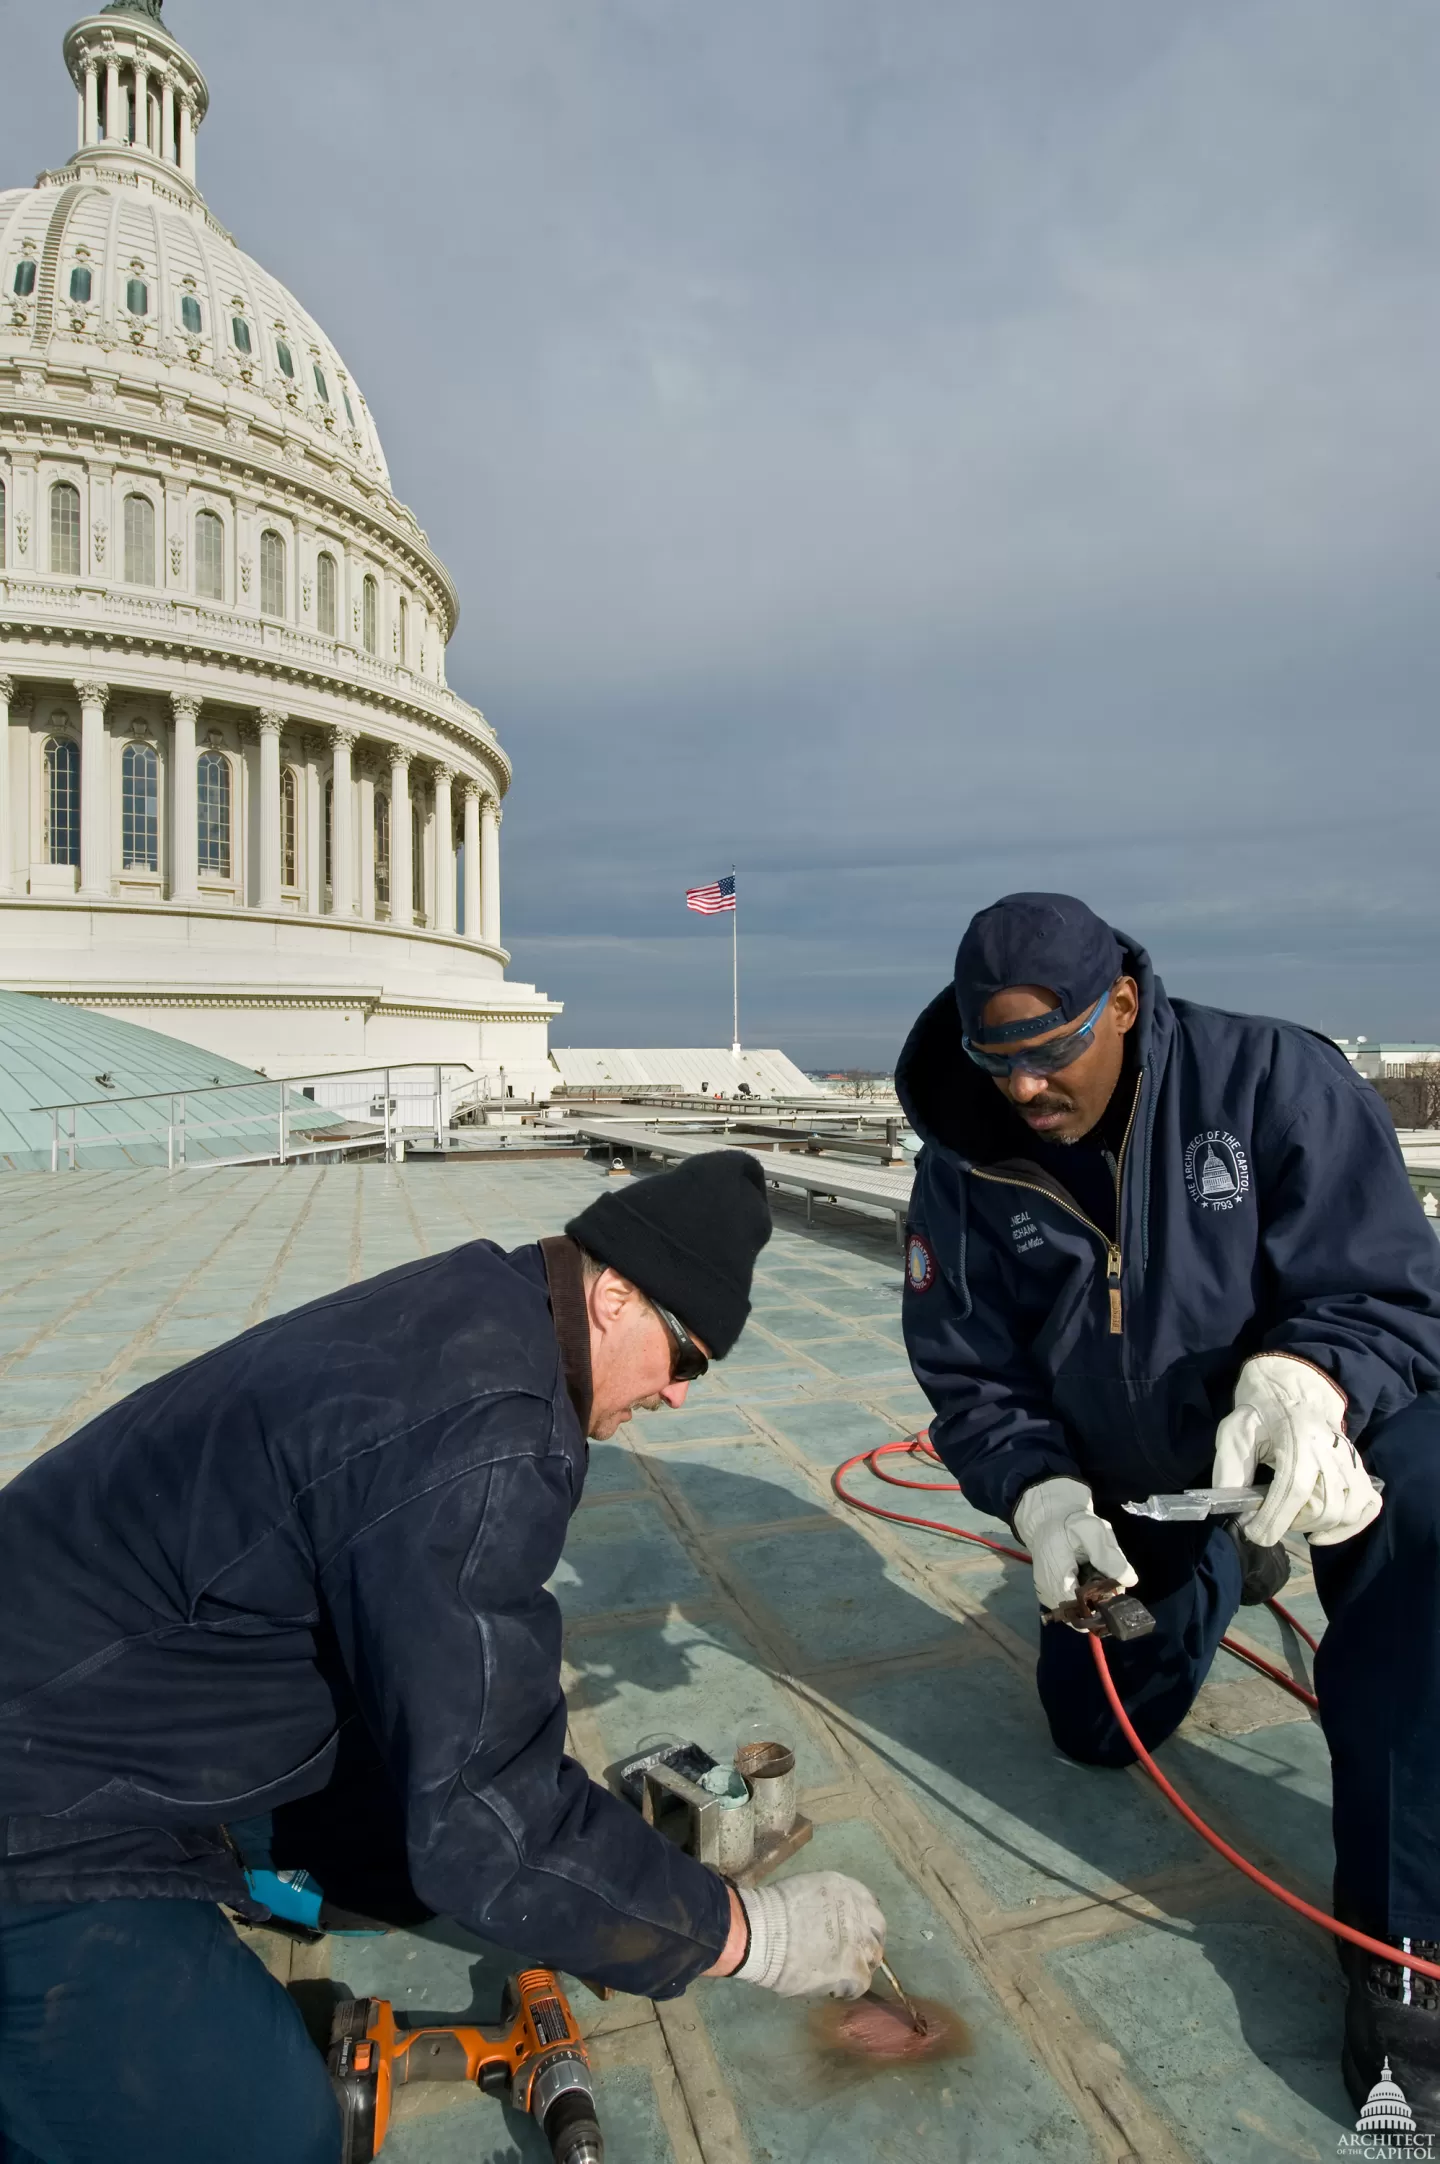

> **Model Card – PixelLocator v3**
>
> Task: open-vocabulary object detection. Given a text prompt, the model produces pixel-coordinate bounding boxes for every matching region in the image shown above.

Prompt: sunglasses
[650,1300,709,1384]
[962,985,1112,1079]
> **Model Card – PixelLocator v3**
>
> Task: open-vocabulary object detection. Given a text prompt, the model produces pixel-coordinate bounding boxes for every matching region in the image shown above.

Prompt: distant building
[1334,1041,1440,1079]
[0,0,557,1092]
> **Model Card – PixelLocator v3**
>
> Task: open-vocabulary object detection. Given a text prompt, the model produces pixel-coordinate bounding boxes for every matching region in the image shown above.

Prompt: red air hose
[833,1433,1440,1983]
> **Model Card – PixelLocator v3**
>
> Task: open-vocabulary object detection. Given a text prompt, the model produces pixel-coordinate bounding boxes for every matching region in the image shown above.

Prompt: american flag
[685,874,736,915]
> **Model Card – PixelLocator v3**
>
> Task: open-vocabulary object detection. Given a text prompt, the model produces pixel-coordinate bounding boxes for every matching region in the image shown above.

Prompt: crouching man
[898,892,1440,2127]
[0,1152,884,2164]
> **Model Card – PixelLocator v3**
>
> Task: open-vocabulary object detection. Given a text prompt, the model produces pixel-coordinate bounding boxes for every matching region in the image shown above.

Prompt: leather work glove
[1013,1476,1138,1614]
[733,1872,886,1998]
[1212,1353,1382,1548]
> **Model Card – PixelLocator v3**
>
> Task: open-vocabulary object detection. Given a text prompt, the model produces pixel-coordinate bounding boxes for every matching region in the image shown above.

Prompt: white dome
[0,4,560,1099]
[0,176,391,489]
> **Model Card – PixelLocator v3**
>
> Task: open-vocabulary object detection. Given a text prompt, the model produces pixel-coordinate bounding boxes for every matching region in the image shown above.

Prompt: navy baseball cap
[954,893,1124,1044]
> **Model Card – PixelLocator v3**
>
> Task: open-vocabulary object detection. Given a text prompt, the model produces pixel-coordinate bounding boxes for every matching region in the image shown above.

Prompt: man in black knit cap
[0,1151,885,2164]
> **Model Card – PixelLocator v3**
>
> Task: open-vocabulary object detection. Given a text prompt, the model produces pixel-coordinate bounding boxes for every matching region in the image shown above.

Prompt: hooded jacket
[0,1237,730,1998]
[896,934,1440,1527]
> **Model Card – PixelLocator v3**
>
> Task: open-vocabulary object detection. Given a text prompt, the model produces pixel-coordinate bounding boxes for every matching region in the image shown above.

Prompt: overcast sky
[9,0,1439,1062]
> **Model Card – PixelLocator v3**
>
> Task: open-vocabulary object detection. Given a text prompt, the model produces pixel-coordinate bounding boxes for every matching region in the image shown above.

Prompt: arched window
[13,260,36,298]
[412,802,425,919]
[50,481,81,575]
[126,277,148,317]
[313,363,330,404]
[324,778,334,892]
[44,738,80,866]
[197,750,231,878]
[180,294,202,336]
[121,741,159,871]
[195,510,224,600]
[398,596,409,665]
[316,551,337,636]
[282,769,298,888]
[342,389,356,427]
[123,493,155,586]
[362,575,378,656]
[276,339,294,379]
[259,529,286,619]
[69,266,92,304]
[374,790,391,913]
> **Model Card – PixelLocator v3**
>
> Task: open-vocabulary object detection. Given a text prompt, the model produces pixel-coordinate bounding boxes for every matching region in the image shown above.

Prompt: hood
[896,929,1160,1162]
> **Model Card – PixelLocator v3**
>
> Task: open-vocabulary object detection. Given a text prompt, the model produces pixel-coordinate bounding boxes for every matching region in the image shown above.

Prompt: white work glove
[1212,1354,1382,1548]
[1013,1476,1138,1613]
[733,1871,885,1999]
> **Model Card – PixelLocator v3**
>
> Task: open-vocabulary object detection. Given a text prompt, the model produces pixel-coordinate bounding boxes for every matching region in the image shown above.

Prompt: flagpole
[731,864,740,1057]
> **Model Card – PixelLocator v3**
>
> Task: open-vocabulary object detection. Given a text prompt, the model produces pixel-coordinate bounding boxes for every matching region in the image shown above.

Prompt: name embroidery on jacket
[1010,1210,1045,1254]
[1184,1130,1251,1212]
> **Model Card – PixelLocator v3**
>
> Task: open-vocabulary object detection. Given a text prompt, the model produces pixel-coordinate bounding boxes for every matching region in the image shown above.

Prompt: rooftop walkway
[3,1161,1348,2162]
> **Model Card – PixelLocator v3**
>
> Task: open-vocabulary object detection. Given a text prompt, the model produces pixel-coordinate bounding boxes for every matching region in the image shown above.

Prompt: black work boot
[1227,1520,1290,1604]
[1342,1936,1440,2135]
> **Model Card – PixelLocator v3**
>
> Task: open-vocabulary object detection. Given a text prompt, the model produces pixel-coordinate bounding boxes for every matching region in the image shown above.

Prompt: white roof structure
[550,1047,823,1098]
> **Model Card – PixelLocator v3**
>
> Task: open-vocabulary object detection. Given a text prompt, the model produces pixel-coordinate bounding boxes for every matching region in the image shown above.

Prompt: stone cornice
[13,981,560,1023]
[0,621,511,795]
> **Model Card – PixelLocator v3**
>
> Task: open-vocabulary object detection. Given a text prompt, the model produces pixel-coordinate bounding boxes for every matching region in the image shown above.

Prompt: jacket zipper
[970,1074,1143,1337]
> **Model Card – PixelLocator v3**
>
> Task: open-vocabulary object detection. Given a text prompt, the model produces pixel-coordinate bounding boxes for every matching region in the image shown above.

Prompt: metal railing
[34,1061,460,1173]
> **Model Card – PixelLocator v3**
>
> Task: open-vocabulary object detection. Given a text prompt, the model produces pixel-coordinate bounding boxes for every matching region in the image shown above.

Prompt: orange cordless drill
[326,1969,603,2164]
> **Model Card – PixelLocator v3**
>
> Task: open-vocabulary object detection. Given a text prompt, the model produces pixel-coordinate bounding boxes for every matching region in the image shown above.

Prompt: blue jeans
[1037,1394,1440,1940]
[0,1897,339,2164]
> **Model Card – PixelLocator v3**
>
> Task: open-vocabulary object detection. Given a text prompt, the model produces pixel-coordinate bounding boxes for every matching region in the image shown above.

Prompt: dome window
[362,574,379,656]
[69,267,92,304]
[126,277,149,317]
[44,739,80,868]
[282,770,299,888]
[195,510,225,601]
[50,482,81,576]
[343,391,356,426]
[276,339,295,379]
[197,751,232,879]
[124,493,156,587]
[316,551,338,637]
[13,260,36,298]
[259,530,287,619]
[313,364,330,404]
[122,743,160,873]
[232,317,252,355]
[181,295,202,336]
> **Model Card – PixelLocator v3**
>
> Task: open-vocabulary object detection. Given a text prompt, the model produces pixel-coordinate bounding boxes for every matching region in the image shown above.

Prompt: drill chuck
[529,2051,604,2164]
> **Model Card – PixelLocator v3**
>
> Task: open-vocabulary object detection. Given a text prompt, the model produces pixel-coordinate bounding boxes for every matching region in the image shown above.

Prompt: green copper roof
[0,992,343,1171]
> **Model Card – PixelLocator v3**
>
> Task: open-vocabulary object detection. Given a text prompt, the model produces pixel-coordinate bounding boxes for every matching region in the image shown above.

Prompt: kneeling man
[899,892,1440,2125]
[0,1153,883,2164]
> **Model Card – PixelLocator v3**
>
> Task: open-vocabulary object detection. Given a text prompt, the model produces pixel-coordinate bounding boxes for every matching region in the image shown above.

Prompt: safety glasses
[962,985,1112,1078]
[650,1300,709,1384]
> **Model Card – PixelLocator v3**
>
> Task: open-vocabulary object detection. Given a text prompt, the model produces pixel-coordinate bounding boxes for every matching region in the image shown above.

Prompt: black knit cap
[565,1151,772,1358]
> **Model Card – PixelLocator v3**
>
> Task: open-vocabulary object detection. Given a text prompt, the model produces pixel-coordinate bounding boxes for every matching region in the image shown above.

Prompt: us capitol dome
[0,0,558,1094]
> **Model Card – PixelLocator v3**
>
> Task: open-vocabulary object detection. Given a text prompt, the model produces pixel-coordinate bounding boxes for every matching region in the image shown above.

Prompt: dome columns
[388,748,413,930]
[0,677,15,899]
[328,727,358,918]
[480,793,502,951]
[168,693,202,903]
[255,708,286,913]
[66,15,208,187]
[431,765,456,936]
[74,678,111,899]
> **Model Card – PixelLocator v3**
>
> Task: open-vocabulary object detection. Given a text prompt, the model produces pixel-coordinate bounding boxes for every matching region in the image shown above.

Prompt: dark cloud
[10,0,1438,1060]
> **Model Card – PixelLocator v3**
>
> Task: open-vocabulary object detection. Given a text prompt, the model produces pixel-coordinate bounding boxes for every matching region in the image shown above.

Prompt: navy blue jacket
[0,1239,730,1998]
[897,938,1440,1526]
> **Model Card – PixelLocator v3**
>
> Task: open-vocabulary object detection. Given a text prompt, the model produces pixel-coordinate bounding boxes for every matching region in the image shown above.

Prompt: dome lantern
[63,3,210,195]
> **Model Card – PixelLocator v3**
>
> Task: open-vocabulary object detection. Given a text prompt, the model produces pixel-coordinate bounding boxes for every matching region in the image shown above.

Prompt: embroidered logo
[905,1232,936,1293]
[1010,1209,1044,1255]
[1184,1130,1251,1213]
